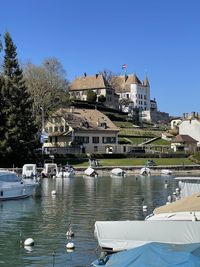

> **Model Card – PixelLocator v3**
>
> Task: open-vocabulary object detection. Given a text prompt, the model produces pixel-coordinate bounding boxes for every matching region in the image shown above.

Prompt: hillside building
[69,74,119,110]
[114,74,169,124]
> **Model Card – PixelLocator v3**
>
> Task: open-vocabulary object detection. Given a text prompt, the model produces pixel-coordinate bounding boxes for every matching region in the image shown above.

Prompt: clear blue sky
[1,0,200,116]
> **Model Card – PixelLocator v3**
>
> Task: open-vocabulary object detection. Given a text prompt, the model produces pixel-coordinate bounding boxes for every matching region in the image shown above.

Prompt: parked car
[145,160,157,166]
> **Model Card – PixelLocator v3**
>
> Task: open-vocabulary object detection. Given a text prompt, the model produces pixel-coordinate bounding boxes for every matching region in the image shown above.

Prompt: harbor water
[0,175,178,267]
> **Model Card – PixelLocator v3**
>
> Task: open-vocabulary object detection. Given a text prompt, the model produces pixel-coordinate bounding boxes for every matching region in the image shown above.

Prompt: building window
[92,137,99,143]
[50,137,52,143]
[94,146,98,152]
[55,136,58,143]
[102,137,116,144]
[60,126,64,132]
[54,126,58,132]
[75,136,89,144]
[49,127,53,133]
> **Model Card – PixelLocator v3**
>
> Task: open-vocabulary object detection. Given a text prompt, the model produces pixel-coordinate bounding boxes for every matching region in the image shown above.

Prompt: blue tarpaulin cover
[92,242,200,267]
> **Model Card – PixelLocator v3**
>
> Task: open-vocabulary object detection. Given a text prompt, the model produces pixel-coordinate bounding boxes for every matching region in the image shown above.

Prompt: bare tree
[99,68,122,92]
[23,58,70,128]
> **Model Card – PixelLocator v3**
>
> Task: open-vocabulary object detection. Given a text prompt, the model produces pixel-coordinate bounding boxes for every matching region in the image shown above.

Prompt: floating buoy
[66,242,75,250]
[24,238,34,246]
[51,190,57,195]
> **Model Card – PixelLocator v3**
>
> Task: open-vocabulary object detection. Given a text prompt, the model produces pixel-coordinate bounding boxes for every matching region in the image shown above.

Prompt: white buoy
[24,238,34,246]
[66,242,75,250]
[51,190,57,195]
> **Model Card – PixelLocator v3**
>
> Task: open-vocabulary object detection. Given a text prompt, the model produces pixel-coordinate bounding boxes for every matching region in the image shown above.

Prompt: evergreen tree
[1,32,38,165]
[0,76,6,155]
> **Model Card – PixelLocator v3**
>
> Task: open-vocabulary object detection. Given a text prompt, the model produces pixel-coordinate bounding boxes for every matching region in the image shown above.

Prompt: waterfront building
[43,107,119,154]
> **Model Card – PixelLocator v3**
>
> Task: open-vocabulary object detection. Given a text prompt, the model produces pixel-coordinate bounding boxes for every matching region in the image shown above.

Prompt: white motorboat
[161,169,173,175]
[22,164,37,178]
[110,168,126,177]
[57,165,75,178]
[0,170,38,200]
[140,167,151,176]
[84,167,98,178]
[41,163,58,178]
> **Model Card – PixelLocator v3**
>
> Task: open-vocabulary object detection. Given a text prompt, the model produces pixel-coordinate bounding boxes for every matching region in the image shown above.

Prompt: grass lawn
[149,138,170,145]
[73,157,195,167]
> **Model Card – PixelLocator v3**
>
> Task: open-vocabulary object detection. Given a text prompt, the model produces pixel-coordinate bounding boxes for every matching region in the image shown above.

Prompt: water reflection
[0,175,178,267]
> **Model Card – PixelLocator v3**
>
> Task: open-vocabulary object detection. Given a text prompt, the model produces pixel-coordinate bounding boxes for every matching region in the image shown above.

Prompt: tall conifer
[2,32,38,164]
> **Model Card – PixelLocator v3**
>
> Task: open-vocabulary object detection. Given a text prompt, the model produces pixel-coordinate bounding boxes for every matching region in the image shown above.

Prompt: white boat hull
[0,181,37,201]
[57,171,75,178]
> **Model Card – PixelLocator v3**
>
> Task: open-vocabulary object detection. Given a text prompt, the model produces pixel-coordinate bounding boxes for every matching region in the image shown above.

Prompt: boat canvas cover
[154,193,200,214]
[84,167,95,176]
[111,168,124,176]
[178,180,200,199]
[95,221,200,251]
[92,242,200,267]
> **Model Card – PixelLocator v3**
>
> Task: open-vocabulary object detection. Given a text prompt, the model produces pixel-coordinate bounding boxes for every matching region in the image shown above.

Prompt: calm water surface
[0,175,178,267]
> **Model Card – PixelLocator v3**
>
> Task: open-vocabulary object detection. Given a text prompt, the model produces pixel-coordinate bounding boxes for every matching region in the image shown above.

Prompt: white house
[179,113,200,147]
[115,74,151,111]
